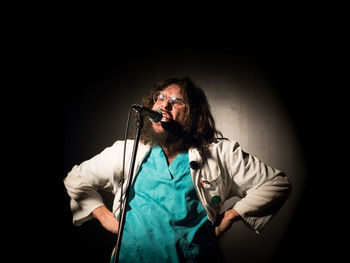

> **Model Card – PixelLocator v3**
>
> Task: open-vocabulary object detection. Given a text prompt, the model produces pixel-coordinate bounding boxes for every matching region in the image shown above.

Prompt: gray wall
[63,46,307,262]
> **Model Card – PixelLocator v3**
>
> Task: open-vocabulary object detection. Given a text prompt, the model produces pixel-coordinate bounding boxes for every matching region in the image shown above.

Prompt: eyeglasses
[153,91,186,107]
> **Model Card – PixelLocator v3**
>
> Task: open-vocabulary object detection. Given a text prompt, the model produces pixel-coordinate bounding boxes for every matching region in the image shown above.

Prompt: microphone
[131,104,163,123]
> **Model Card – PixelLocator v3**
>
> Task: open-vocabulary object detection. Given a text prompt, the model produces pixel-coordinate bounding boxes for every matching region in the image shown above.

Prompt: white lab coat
[64,139,291,233]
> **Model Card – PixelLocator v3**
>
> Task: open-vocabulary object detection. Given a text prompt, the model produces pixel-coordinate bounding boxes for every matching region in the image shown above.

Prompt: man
[64,77,291,262]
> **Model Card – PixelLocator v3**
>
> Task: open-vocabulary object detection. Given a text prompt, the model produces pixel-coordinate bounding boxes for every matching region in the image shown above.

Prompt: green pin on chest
[211,195,222,204]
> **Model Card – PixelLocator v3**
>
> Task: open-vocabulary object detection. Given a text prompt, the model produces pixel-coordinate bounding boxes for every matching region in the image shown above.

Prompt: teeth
[162,114,171,121]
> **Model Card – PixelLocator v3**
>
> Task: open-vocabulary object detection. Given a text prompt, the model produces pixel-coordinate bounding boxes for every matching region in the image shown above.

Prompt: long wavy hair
[139,77,224,150]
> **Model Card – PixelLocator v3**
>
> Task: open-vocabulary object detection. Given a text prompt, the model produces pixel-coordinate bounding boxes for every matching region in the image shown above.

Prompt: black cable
[111,106,133,262]
[119,106,132,220]
[113,108,144,262]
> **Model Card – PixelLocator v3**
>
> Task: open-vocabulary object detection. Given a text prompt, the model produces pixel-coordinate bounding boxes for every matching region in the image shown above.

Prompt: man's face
[151,84,187,134]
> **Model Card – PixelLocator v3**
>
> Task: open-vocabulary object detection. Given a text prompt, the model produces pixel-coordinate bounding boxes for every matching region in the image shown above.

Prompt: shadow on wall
[205,78,305,263]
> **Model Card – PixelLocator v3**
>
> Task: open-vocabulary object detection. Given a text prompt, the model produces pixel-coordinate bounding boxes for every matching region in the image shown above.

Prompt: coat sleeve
[221,140,292,233]
[63,141,124,226]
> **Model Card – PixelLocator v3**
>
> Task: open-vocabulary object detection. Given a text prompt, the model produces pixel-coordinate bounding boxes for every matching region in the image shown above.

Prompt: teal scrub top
[115,145,213,263]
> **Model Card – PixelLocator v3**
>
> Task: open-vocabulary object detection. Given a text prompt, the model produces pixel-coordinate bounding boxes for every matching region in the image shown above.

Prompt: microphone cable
[111,105,133,263]
[113,105,132,225]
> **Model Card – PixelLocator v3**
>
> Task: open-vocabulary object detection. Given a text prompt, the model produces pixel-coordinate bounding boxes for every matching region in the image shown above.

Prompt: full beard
[141,118,188,150]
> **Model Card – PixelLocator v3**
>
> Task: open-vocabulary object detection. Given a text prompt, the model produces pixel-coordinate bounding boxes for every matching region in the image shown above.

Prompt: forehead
[162,84,181,96]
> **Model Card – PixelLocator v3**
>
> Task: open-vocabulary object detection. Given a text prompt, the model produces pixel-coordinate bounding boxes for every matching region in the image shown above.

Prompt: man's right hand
[92,205,119,234]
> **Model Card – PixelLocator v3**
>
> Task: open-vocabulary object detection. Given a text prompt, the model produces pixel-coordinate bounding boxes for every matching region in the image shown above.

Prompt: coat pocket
[200,175,224,207]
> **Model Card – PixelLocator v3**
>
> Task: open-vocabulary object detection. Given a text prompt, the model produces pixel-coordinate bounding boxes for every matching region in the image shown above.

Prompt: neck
[161,142,186,165]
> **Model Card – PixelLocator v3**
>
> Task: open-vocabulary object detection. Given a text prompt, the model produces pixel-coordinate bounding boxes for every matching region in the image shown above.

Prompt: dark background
[15,10,345,263]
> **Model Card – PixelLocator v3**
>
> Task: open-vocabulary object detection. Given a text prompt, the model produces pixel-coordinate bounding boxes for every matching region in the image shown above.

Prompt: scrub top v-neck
[117,145,210,262]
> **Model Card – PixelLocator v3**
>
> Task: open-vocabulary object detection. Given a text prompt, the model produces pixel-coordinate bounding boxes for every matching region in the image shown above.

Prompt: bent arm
[232,171,291,233]
[63,141,124,226]
[223,141,292,233]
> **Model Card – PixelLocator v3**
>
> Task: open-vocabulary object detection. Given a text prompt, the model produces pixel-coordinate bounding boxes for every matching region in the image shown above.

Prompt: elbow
[278,171,292,200]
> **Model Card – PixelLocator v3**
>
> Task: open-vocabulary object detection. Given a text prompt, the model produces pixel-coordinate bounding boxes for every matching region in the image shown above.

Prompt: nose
[160,98,172,110]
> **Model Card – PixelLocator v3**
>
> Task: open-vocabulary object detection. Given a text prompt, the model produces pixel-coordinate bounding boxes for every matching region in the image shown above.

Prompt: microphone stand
[112,110,144,263]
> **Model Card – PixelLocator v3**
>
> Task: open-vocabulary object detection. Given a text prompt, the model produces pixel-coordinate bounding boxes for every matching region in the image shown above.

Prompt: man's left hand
[215,209,241,237]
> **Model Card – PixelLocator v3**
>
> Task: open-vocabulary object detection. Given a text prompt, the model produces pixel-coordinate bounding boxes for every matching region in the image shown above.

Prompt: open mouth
[161,112,172,122]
